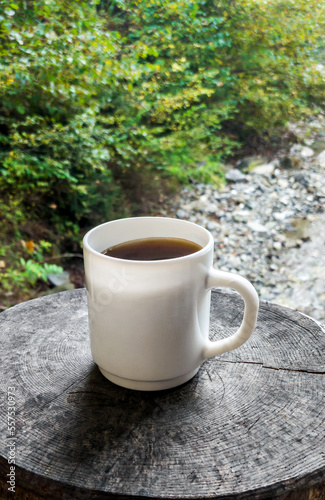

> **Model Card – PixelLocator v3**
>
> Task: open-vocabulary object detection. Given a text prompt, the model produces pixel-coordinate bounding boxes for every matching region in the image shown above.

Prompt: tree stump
[0,288,324,499]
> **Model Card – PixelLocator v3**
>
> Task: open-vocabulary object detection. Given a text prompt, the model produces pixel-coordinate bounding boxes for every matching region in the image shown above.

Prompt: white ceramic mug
[83,217,259,391]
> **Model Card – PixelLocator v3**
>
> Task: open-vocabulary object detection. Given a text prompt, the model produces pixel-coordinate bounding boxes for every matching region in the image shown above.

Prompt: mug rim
[83,216,214,264]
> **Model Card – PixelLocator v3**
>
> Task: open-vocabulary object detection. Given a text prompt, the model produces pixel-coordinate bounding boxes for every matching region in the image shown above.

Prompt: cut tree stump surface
[0,288,325,500]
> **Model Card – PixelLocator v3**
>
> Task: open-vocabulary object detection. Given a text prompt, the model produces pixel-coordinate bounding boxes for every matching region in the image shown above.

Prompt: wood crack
[31,372,92,414]
[218,358,325,375]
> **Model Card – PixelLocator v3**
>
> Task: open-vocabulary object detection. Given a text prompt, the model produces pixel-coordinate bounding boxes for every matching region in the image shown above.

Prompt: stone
[286,144,313,166]
[311,140,325,154]
[300,146,314,158]
[249,162,275,177]
[278,179,289,188]
[47,271,71,287]
[279,197,290,206]
[176,208,187,219]
[185,196,213,213]
[273,241,283,251]
[236,155,268,171]
[245,200,256,210]
[293,173,309,188]
[273,234,286,243]
[285,239,303,248]
[225,169,247,183]
[284,218,311,240]
[317,150,325,168]
[247,221,269,233]
[206,221,220,231]
[289,144,303,156]
[273,210,295,221]
[232,210,251,223]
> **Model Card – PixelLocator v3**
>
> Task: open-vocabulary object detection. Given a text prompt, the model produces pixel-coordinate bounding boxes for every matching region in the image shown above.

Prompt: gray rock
[278,178,289,188]
[186,196,218,214]
[176,208,187,219]
[284,218,311,240]
[250,162,275,177]
[247,221,269,233]
[289,144,303,156]
[236,156,268,171]
[273,241,283,251]
[206,221,220,231]
[300,146,314,158]
[47,271,71,287]
[317,150,325,167]
[293,173,309,188]
[279,196,290,206]
[232,210,250,223]
[286,145,309,168]
[273,210,295,221]
[311,139,325,154]
[225,169,247,183]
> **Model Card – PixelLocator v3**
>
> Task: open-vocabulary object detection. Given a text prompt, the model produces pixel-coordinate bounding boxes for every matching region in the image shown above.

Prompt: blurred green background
[1,0,325,307]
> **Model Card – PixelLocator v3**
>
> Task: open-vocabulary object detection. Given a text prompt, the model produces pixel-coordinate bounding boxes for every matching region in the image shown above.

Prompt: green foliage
[0,237,63,305]
[2,260,63,290]
[0,0,127,234]
[0,0,325,304]
[119,0,325,138]
[1,0,324,223]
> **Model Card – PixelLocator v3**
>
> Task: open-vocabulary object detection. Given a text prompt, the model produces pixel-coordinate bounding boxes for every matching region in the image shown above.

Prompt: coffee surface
[101,237,203,261]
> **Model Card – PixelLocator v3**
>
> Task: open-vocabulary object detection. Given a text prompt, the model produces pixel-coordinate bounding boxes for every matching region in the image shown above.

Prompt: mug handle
[202,269,259,359]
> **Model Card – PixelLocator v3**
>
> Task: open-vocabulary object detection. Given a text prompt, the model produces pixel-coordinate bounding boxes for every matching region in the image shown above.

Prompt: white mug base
[98,366,200,391]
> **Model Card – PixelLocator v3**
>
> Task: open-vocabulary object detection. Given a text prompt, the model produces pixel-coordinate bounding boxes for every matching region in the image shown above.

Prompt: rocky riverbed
[158,116,325,322]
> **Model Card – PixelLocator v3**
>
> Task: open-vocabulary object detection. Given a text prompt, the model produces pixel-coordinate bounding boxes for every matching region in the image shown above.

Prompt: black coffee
[101,237,203,261]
